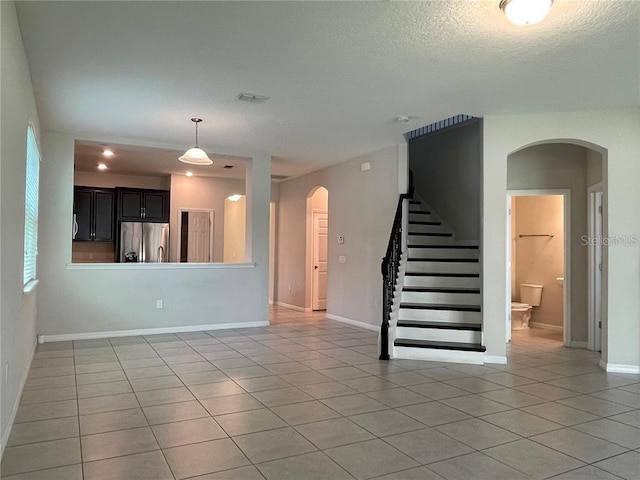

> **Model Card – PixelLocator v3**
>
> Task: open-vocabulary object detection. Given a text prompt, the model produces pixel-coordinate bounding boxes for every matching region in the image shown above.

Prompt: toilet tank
[520,283,543,306]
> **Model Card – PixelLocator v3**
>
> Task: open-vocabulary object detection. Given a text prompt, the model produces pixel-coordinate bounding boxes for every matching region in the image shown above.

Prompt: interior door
[187,211,211,262]
[312,212,328,310]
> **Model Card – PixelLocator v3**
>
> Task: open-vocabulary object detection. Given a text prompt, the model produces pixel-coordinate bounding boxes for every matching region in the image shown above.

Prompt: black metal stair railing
[380,173,414,360]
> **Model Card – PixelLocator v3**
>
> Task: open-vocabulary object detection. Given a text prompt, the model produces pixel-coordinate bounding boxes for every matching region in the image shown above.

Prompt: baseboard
[484,355,508,364]
[1,336,38,458]
[569,341,588,349]
[37,321,270,343]
[529,322,563,331]
[599,360,640,374]
[325,314,379,332]
[275,301,309,313]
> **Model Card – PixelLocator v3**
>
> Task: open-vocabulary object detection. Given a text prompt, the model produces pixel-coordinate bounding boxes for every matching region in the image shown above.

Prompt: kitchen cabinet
[73,187,115,242]
[116,188,170,223]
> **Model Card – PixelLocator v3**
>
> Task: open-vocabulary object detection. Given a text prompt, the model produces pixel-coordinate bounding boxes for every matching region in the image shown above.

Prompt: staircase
[392,200,486,363]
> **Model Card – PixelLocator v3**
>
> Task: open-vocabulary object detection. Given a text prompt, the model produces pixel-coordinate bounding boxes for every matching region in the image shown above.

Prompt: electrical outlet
[156,299,164,309]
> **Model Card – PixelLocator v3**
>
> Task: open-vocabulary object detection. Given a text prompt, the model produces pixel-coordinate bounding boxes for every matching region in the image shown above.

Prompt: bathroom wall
[513,195,564,329]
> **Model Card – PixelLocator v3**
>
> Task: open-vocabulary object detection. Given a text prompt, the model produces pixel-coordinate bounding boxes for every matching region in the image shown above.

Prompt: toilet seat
[511,302,531,312]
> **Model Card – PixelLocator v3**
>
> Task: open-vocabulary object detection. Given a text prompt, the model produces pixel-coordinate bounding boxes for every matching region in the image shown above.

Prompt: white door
[312,212,328,310]
[188,211,211,262]
[591,190,603,351]
[506,197,513,342]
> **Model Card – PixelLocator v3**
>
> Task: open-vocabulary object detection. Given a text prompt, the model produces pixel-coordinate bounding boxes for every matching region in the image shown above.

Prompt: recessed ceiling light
[397,116,420,123]
[227,194,243,202]
[185,171,194,177]
[102,149,114,157]
[97,163,108,170]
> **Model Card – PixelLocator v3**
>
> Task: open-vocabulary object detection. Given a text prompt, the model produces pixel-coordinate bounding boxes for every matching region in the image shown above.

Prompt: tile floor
[1,308,639,479]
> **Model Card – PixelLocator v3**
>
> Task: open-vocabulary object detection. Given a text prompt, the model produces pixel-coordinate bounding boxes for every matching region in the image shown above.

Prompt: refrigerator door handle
[157,245,164,263]
[72,214,78,239]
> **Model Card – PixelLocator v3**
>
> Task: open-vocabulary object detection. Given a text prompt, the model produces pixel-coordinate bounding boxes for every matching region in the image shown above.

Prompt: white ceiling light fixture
[500,0,553,26]
[102,149,114,157]
[179,118,213,165]
[97,163,108,170]
[185,171,194,177]
[227,194,243,202]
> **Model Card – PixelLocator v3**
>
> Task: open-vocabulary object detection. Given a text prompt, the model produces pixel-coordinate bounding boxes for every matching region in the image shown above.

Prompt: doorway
[306,187,328,311]
[179,209,213,262]
[507,191,569,345]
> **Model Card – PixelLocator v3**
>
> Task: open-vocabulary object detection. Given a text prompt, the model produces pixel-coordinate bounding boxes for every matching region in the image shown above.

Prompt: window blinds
[23,125,40,286]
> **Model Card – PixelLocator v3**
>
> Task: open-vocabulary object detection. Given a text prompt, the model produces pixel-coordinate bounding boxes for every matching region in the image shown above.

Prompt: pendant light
[500,0,553,26]
[179,118,213,165]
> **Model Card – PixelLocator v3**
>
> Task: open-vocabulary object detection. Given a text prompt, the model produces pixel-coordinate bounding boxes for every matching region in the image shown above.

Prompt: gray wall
[409,122,481,241]
[508,143,602,344]
[0,1,41,450]
[277,146,399,327]
[37,132,271,337]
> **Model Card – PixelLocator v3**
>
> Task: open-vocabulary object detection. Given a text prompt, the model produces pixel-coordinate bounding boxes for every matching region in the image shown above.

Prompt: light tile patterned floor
[2,308,639,479]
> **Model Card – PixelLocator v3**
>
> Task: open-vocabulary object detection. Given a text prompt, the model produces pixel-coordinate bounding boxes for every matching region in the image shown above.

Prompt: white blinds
[23,125,40,286]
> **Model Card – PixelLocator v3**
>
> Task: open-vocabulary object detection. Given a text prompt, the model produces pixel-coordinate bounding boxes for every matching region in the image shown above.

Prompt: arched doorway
[306,187,328,311]
[505,141,605,352]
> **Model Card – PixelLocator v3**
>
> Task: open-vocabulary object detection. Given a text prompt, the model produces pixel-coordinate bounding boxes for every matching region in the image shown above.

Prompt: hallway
[1,308,638,479]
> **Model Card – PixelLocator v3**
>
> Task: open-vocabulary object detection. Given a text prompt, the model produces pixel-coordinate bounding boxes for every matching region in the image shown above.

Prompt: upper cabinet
[73,187,115,242]
[117,187,170,223]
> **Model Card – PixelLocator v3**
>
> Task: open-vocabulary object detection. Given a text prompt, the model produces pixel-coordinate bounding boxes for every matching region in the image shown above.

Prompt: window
[23,124,40,288]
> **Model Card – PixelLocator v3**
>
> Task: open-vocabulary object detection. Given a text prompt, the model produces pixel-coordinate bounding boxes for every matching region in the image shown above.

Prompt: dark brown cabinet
[116,188,169,223]
[73,187,115,242]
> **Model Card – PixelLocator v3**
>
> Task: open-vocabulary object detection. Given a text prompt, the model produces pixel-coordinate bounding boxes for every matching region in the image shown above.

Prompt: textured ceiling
[16,1,640,177]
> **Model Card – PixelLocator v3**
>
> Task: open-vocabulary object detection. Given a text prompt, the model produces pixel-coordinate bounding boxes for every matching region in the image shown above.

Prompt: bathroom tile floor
[2,309,639,479]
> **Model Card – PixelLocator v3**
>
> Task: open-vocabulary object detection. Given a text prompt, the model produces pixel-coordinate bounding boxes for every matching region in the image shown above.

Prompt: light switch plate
[338,255,346,264]
[338,235,344,244]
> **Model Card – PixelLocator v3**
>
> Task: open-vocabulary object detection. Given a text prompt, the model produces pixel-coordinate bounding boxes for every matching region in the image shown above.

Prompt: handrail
[380,173,414,360]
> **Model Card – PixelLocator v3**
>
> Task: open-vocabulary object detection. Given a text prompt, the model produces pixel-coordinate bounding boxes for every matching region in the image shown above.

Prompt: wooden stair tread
[408,245,478,249]
[397,321,481,331]
[400,303,481,312]
[403,287,480,294]
[407,258,479,263]
[394,339,486,352]
[404,272,479,278]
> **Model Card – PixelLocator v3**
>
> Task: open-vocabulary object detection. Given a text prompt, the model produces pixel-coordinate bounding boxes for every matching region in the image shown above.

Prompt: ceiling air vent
[238,93,270,104]
[271,174,289,180]
[223,165,234,169]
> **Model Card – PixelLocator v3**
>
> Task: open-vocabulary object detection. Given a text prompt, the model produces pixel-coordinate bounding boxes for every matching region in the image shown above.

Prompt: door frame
[588,183,603,351]
[311,211,328,311]
[178,208,214,263]
[506,189,571,346]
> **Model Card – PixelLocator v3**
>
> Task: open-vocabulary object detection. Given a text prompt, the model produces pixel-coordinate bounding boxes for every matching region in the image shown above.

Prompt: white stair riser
[409,213,433,222]
[401,291,481,304]
[408,224,445,234]
[406,261,479,274]
[407,235,453,245]
[392,347,485,364]
[404,276,480,288]
[396,327,481,343]
[408,248,478,259]
[399,308,481,323]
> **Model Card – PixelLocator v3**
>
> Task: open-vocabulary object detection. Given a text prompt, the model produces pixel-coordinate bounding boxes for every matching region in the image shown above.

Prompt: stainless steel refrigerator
[119,222,169,263]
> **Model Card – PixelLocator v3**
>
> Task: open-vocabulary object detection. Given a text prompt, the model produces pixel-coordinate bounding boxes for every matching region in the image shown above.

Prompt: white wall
[483,108,640,371]
[37,133,271,337]
[223,196,246,263]
[409,121,481,240]
[277,146,400,327]
[0,0,41,452]
[508,143,592,342]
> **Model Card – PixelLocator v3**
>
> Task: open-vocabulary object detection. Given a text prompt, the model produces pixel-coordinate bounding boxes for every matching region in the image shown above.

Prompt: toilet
[511,283,543,329]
